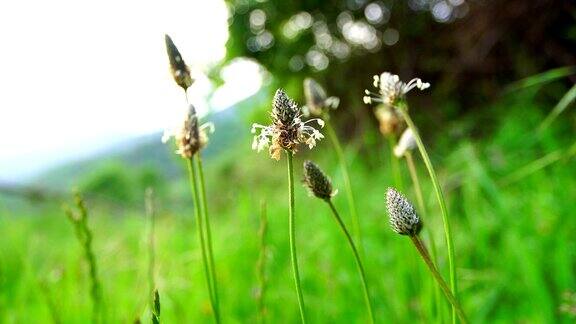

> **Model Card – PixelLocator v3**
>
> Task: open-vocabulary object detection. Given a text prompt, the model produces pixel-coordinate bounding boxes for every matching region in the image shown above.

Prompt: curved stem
[186,159,218,322]
[410,236,468,324]
[327,200,374,324]
[324,120,363,256]
[286,151,307,323]
[399,109,458,323]
[405,152,443,321]
[196,155,220,322]
[388,134,404,191]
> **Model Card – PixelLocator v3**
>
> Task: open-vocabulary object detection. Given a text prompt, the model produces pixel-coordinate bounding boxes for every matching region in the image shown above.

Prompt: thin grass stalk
[388,135,404,190]
[324,120,363,255]
[145,188,159,323]
[405,152,443,321]
[65,194,102,323]
[538,83,576,131]
[399,109,458,323]
[195,154,220,319]
[286,151,307,323]
[38,280,61,324]
[152,290,161,324]
[500,141,576,186]
[326,201,374,324]
[256,200,268,324]
[186,159,218,322]
[410,236,468,324]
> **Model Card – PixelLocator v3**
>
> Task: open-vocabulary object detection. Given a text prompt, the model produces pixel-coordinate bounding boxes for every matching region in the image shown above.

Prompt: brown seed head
[176,105,205,158]
[165,34,194,90]
[303,160,334,201]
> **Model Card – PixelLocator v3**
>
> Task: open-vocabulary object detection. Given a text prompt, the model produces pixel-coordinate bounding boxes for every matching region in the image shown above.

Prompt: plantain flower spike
[363,72,430,108]
[394,128,417,157]
[303,160,337,201]
[162,104,214,158]
[374,104,405,136]
[303,78,340,117]
[165,34,194,91]
[385,187,422,236]
[251,89,325,160]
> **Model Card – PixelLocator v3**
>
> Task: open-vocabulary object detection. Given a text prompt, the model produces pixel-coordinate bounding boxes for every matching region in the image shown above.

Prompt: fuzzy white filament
[364,72,430,107]
[394,128,417,157]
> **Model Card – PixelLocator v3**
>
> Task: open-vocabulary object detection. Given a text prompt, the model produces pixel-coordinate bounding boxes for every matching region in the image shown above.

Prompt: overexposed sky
[0,0,262,181]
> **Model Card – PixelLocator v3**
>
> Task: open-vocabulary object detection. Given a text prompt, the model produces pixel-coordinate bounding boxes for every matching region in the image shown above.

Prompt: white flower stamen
[364,72,430,107]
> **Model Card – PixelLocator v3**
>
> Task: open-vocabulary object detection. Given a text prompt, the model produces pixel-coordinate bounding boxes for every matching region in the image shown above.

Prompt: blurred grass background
[1,0,576,322]
[1,90,575,322]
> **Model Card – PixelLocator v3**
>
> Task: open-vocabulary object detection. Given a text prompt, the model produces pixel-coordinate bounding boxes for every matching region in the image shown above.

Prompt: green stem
[327,200,374,324]
[286,151,307,323]
[405,152,443,322]
[196,155,221,322]
[388,134,404,191]
[410,236,468,324]
[72,194,101,324]
[145,189,157,319]
[186,159,218,322]
[324,120,363,256]
[399,109,458,324]
[257,200,268,324]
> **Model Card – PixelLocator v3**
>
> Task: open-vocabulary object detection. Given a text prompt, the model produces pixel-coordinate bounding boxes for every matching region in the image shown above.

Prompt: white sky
[0,0,262,182]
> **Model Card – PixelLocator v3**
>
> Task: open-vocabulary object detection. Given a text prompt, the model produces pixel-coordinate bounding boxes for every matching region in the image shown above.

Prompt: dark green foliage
[223,0,576,131]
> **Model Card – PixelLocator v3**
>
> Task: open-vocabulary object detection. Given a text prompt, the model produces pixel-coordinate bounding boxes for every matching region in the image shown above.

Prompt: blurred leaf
[538,83,576,131]
[504,66,576,93]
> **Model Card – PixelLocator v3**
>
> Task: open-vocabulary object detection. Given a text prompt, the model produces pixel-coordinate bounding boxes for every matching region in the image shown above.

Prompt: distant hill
[33,92,268,190]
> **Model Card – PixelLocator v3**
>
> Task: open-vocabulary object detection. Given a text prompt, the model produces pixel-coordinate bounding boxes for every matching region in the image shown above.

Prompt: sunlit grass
[0,96,574,322]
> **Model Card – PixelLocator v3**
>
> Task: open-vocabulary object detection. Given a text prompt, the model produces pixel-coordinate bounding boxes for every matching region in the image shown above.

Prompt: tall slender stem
[68,194,102,323]
[186,159,218,322]
[196,154,220,321]
[387,134,405,190]
[145,189,157,318]
[286,151,307,323]
[256,200,268,324]
[410,236,468,324]
[399,109,458,323]
[327,200,374,324]
[405,152,443,321]
[324,120,363,255]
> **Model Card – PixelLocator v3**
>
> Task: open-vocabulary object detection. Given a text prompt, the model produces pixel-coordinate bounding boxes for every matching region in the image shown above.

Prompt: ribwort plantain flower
[165,34,194,91]
[162,104,214,158]
[251,89,325,160]
[302,78,340,117]
[363,72,430,107]
[302,161,337,201]
[374,104,405,136]
[385,187,422,236]
[394,128,417,157]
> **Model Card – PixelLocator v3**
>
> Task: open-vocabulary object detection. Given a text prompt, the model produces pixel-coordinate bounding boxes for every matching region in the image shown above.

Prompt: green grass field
[0,91,575,323]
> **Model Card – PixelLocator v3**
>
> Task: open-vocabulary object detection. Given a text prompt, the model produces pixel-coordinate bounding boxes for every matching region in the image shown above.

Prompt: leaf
[504,66,576,93]
[538,83,576,131]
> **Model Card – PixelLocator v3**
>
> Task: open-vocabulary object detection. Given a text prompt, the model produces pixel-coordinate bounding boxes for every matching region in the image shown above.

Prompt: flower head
[251,89,325,160]
[302,78,340,117]
[363,72,430,107]
[165,34,194,91]
[303,160,336,201]
[162,104,214,158]
[394,128,417,157]
[385,187,422,236]
[374,104,405,136]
